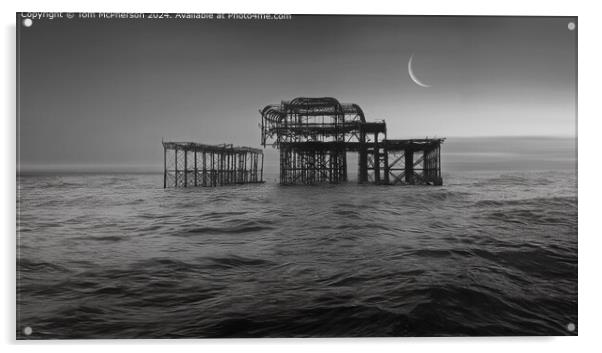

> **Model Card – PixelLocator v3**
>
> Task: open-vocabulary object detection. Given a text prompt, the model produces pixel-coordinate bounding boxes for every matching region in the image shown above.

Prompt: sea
[16,169,577,338]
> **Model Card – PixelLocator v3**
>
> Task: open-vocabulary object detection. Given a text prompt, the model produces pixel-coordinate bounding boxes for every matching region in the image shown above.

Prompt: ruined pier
[162,142,263,188]
[260,97,443,185]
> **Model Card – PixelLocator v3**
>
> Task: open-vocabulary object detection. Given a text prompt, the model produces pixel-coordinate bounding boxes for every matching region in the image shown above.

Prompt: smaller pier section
[163,142,264,188]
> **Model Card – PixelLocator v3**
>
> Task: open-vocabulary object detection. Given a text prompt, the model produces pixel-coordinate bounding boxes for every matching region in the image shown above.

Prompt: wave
[183,224,274,236]
[18,259,70,273]
[197,255,276,270]
[16,171,577,338]
[473,196,576,208]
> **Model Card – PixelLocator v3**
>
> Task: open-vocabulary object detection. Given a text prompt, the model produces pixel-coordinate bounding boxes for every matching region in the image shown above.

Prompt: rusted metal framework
[384,139,443,185]
[162,142,263,188]
[260,97,443,185]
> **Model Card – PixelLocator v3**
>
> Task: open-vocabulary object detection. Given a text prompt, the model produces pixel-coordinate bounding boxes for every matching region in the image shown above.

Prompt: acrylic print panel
[16,13,577,339]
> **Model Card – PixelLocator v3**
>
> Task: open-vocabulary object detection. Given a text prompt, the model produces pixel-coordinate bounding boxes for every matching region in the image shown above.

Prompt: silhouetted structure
[260,97,443,185]
[163,142,263,188]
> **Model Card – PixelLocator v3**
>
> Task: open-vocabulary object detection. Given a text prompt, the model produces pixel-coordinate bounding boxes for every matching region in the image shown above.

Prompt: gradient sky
[18,15,577,169]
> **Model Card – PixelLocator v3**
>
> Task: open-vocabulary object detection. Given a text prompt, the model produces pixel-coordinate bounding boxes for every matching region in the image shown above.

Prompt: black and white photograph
[16,13,577,339]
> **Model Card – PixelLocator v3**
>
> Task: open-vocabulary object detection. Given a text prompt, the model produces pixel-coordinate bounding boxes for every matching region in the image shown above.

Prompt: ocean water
[16,170,577,338]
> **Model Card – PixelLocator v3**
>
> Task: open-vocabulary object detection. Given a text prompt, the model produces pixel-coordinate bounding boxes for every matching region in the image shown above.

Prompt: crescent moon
[408,54,431,88]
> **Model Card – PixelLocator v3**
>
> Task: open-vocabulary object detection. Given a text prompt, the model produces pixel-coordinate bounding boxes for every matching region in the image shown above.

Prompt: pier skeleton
[162,142,263,188]
[260,97,443,185]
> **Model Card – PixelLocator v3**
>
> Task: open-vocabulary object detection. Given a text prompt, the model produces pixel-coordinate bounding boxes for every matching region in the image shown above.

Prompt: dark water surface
[17,171,577,338]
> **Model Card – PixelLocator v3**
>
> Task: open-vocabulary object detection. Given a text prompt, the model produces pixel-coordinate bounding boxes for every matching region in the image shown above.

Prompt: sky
[17,15,577,170]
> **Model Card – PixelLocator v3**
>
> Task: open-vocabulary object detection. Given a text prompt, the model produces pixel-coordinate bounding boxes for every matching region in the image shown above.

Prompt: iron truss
[162,142,264,188]
[260,97,444,186]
